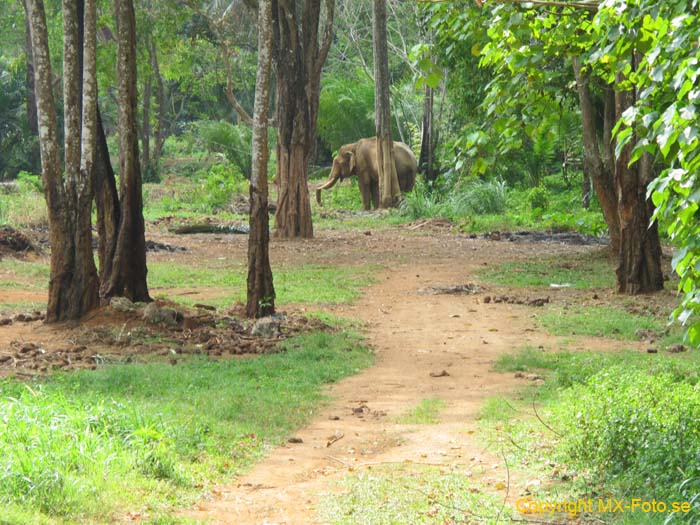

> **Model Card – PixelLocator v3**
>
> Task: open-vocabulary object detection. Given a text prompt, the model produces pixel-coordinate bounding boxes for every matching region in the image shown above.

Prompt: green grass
[482,346,700,524]
[0,330,373,524]
[396,398,446,424]
[318,464,511,525]
[151,263,375,307]
[0,190,48,228]
[0,260,375,309]
[479,252,615,289]
[536,304,680,343]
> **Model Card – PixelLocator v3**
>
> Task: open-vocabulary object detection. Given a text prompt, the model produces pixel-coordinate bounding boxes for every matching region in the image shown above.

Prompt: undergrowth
[485,347,700,524]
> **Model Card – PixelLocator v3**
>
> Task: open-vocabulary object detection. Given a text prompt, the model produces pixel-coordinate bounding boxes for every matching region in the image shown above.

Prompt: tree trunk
[372,0,400,208]
[22,0,40,173]
[141,44,152,179]
[27,0,100,322]
[150,39,166,171]
[272,0,335,239]
[614,72,663,294]
[573,57,619,253]
[103,0,150,302]
[419,82,437,182]
[94,105,120,287]
[247,0,275,318]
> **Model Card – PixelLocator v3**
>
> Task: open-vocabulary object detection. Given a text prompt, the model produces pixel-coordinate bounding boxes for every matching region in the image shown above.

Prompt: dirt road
[179,230,620,525]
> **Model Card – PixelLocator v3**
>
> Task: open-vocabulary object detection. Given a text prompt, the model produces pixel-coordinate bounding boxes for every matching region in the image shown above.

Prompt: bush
[553,368,700,500]
[197,164,246,212]
[196,120,252,179]
[458,178,507,215]
[526,186,549,211]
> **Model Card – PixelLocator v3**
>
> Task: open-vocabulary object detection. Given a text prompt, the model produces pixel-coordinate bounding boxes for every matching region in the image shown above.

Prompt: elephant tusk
[316,187,324,206]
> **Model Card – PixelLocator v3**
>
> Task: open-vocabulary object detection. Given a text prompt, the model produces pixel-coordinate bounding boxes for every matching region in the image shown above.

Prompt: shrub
[458,178,507,215]
[526,186,549,211]
[553,368,700,500]
[196,120,252,179]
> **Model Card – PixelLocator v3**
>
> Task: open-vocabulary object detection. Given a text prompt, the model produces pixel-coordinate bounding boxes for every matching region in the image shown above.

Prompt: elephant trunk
[315,166,341,206]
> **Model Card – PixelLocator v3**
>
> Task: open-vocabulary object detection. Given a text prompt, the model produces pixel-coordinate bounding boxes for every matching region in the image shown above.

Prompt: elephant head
[316,144,356,206]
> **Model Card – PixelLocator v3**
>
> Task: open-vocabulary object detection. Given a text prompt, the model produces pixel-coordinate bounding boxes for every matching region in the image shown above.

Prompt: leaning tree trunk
[372,0,400,208]
[247,0,275,318]
[272,0,335,239]
[27,0,99,322]
[614,73,663,294]
[103,0,150,302]
[573,58,620,253]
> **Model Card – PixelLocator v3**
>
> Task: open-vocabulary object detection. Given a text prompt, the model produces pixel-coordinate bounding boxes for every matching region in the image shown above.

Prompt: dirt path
[179,255,589,525]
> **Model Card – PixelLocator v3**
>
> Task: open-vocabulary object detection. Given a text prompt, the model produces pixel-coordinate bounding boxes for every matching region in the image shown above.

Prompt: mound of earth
[0,300,329,377]
[0,226,39,258]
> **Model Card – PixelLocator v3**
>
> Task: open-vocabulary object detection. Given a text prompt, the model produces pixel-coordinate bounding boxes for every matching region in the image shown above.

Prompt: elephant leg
[371,181,380,209]
[359,183,372,211]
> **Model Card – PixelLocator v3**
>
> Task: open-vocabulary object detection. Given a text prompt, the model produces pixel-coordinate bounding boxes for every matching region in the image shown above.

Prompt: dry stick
[495,446,510,525]
[532,396,563,437]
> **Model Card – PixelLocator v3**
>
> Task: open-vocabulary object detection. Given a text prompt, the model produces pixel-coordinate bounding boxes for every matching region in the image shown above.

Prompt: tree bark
[141,39,152,179]
[572,57,619,253]
[22,0,40,173]
[419,82,437,182]
[272,0,335,239]
[27,0,100,322]
[103,0,150,302]
[150,38,166,171]
[372,0,400,208]
[613,70,663,294]
[247,0,276,318]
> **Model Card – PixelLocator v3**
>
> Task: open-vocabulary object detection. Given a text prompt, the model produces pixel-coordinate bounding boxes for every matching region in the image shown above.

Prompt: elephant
[315,138,417,210]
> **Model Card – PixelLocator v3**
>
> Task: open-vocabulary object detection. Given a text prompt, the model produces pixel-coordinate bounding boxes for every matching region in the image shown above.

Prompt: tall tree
[26,0,100,321]
[372,0,400,208]
[272,0,335,238]
[102,0,151,302]
[247,0,275,318]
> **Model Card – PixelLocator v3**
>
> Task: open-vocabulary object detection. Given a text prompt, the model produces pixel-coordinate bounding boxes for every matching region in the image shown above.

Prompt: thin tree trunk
[104,0,150,302]
[573,57,619,253]
[22,0,40,173]
[372,0,399,208]
[150,39,166,170]
[247,0,275,318]
[420,82,437,182]
[141,44,152,178]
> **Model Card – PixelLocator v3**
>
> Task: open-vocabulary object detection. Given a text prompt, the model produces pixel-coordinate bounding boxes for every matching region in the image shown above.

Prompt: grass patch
[537,304,678,341]
[479,252,615,289]
[483,346,700,523]
[0,190,48,228]
[318,464,511,524]
[396,398,445,424]
[151,262,375,307]
[0,259,50,290]
[0,330,373,524]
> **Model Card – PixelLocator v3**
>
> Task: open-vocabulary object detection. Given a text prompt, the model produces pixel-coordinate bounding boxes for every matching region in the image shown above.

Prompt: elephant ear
[348,151,357,175]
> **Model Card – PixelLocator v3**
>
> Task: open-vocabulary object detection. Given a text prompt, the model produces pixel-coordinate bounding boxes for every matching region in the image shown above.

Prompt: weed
[318,464,510,524]
[396,398,446,424]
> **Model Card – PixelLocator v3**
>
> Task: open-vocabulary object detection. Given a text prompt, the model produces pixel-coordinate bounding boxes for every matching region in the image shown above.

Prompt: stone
[251,317,282,338]
[111,297,136,313]
[142,302,180,327]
